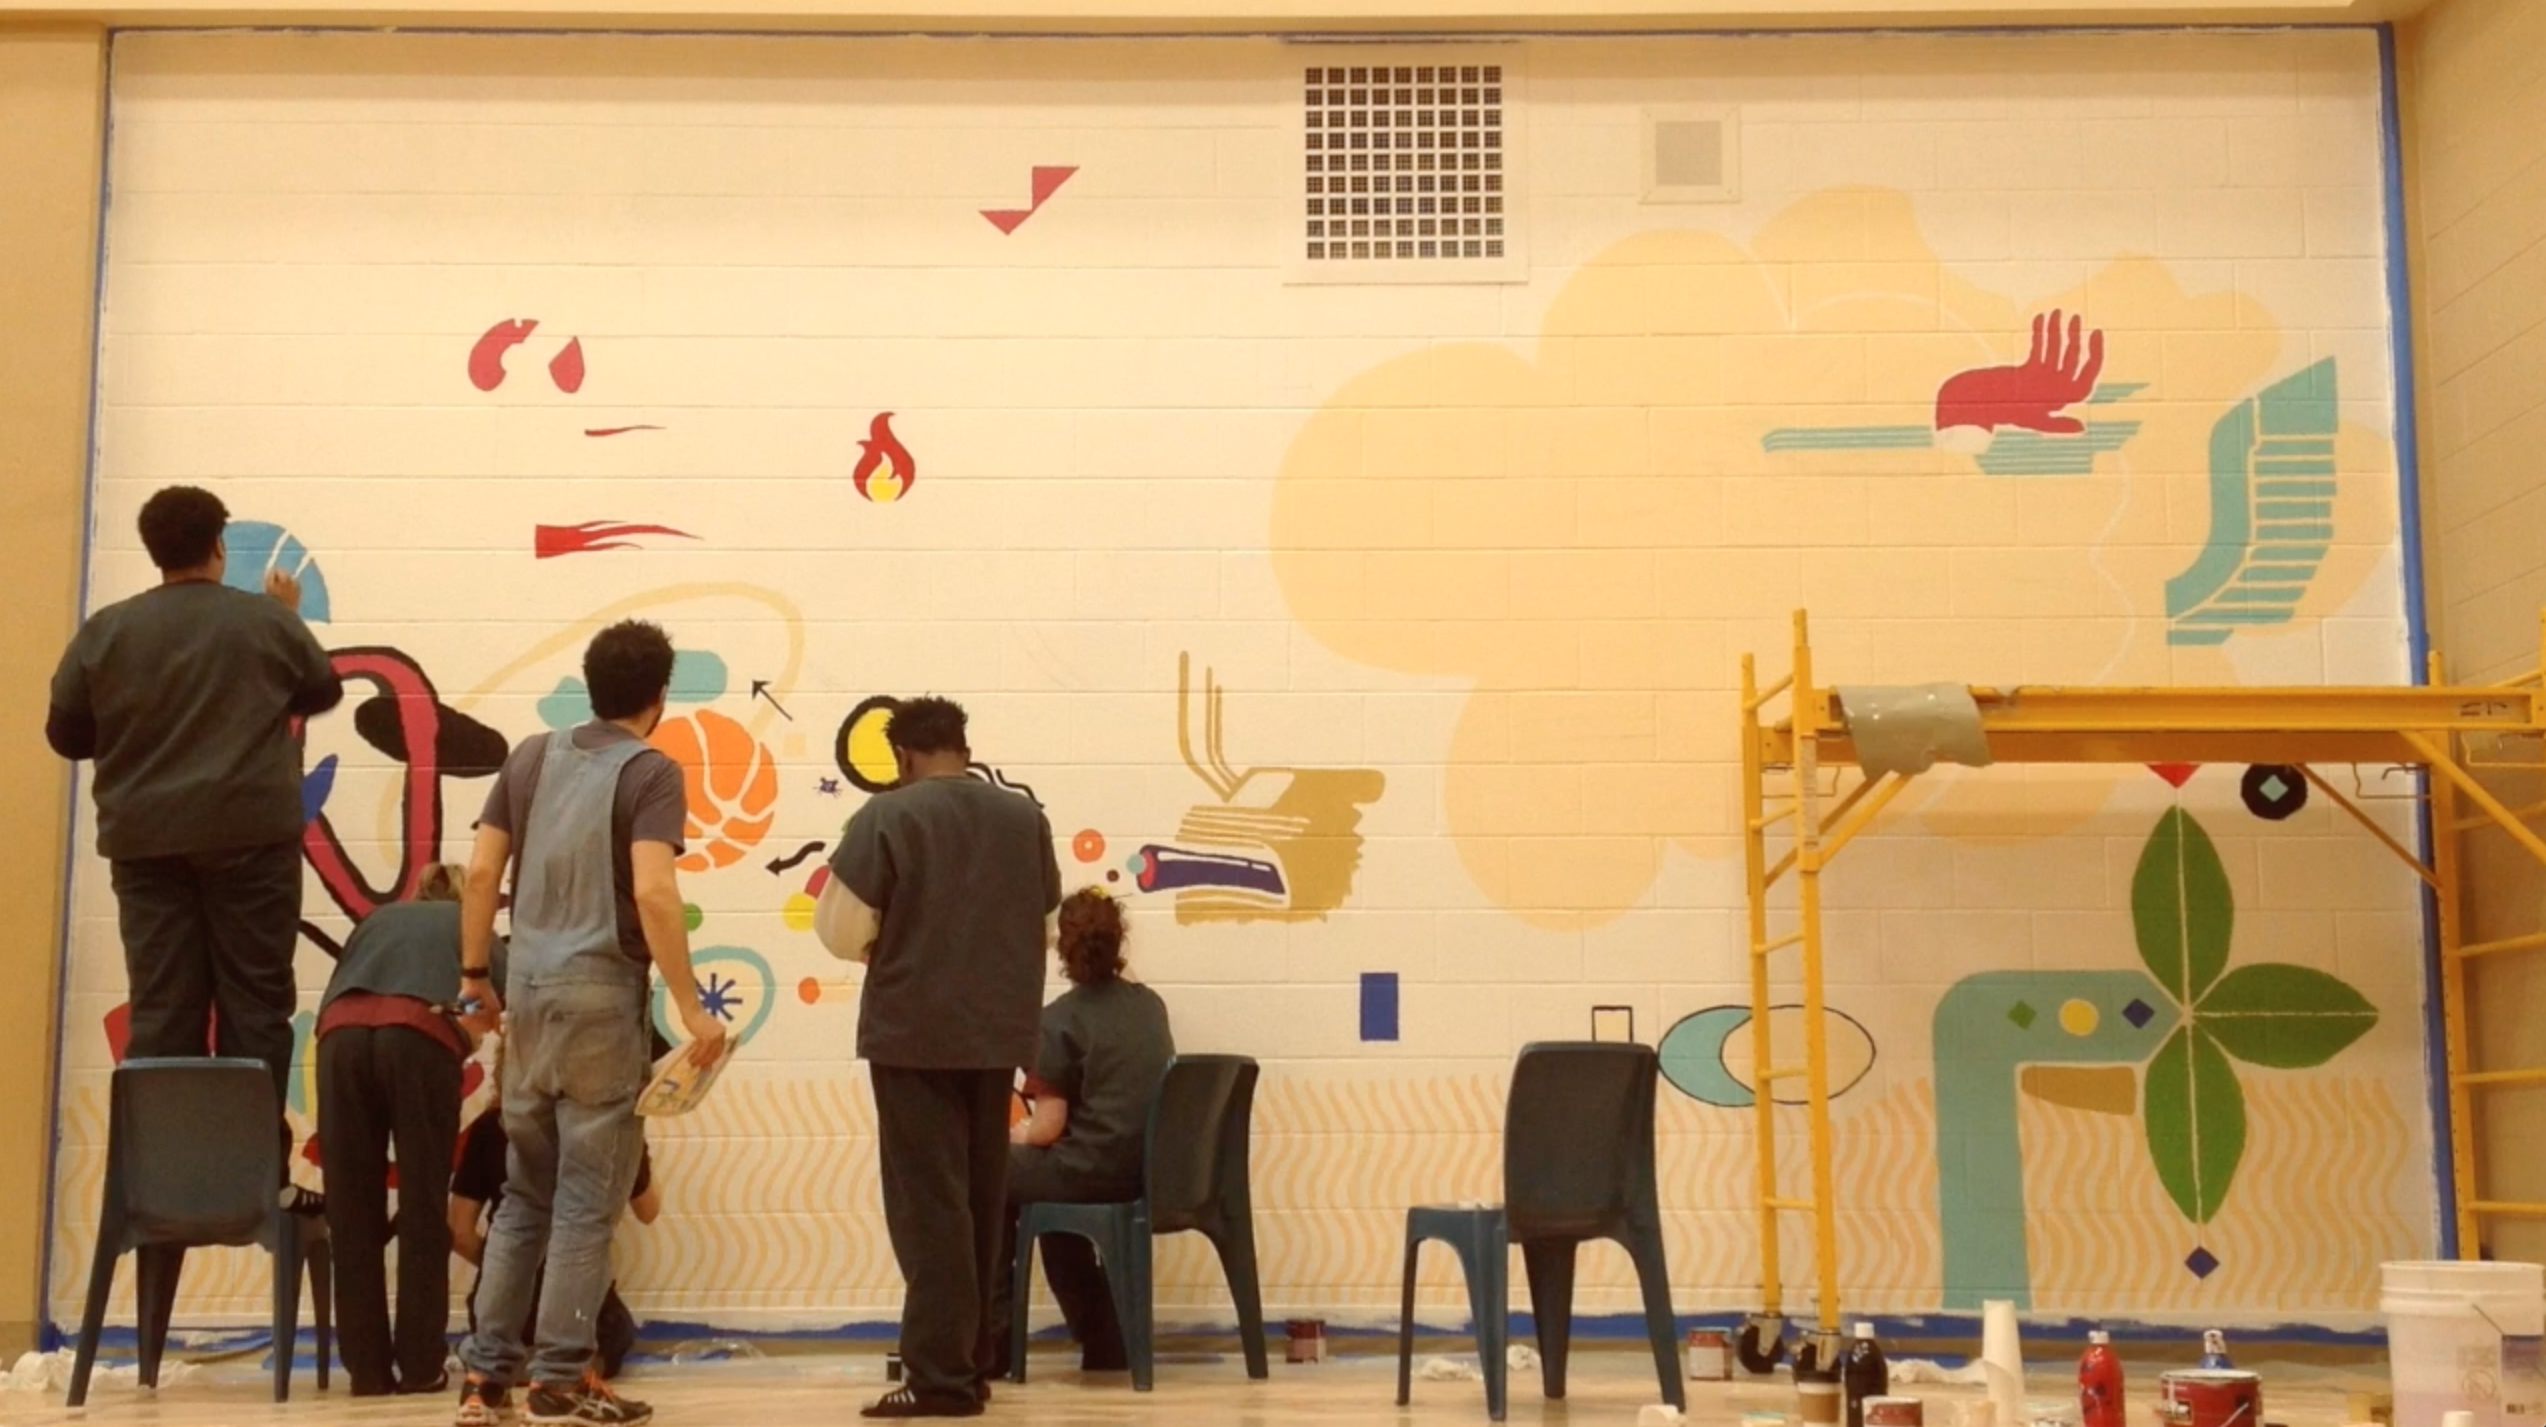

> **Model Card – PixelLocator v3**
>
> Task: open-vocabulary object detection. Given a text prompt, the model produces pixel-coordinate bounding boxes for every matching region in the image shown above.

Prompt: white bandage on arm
[814,879,881,964]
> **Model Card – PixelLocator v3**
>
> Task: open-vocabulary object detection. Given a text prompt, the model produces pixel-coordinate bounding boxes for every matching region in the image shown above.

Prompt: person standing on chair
[816,697,1061,1419]
[46,484,344,1191]
[989,887,1174,1378]
[453,620,727,1427]
[316,862,499,1397]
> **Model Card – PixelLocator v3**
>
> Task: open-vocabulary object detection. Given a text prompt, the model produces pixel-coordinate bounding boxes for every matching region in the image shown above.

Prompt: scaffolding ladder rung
[1764,1197,1815,1212]
[1759,1067,1809,1082]
[1751,806,1797,831]
[2456,1067,2546,1088]
[2457,930,2546,960]
[1755,933,1804,957]
[2470,1200,2546,1219]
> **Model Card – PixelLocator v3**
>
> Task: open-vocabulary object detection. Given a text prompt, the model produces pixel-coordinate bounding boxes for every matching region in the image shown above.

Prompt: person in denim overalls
[451,621,727,1427]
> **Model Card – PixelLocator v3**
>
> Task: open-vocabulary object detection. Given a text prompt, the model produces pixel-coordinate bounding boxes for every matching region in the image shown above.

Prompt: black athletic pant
[989,1148,1133,1375]
[871,1065,1010,1407]
[319,1024,462,1395]
[110,839,305,1151]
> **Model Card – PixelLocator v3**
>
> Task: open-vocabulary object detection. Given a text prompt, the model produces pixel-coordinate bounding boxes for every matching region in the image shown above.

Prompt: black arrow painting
[766,841,825,875]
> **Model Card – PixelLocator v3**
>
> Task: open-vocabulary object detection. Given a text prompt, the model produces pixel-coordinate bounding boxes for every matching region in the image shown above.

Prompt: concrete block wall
[51,25,2427,1332]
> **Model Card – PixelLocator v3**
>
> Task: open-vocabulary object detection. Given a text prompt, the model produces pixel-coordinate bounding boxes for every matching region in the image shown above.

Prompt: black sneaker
[281,1185,327,1217]
[454,1378,510,1427]
[860,1386,985,1419]
[526,1376,652,1426]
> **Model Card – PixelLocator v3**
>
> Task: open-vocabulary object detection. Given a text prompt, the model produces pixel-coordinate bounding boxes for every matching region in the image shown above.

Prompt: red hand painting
[536,521,700,558]
[1934,309,2107,436]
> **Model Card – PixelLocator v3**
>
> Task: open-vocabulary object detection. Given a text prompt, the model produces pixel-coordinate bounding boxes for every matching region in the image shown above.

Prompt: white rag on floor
[1419,1355,1485,1381]
[4,1348,200,1393]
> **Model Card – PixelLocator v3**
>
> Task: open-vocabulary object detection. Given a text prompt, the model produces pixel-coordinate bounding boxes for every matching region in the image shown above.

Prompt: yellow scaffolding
[1738,609,2546,1348]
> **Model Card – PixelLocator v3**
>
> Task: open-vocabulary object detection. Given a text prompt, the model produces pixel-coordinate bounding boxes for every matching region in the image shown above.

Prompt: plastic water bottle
[2079,1330,2125,1427]
[2199,1330,2231,1371]
[1841,1323,1890,1427]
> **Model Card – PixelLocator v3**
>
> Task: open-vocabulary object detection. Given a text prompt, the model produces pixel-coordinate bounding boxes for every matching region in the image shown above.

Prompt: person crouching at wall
[989,887,1175,1378]
[317,862,500,1397]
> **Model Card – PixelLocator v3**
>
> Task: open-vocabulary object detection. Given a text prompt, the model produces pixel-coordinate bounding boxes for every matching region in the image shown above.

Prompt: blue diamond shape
[2123,999,2156,1029]
[2185,1247,2220,1279]
[2261,775,2288,800]
[2007,1001,2038,1030]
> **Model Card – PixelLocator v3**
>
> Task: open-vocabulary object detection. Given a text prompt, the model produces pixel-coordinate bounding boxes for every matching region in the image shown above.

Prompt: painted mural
[54,26,2429,1333]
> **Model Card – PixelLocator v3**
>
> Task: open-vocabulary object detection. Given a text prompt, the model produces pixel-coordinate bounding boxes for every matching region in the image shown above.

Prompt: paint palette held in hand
[638,1041,730,1118]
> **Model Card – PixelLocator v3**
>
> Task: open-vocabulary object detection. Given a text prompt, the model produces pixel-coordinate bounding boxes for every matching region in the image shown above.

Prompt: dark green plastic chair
[1396,1041,1683,1421]
[1007,1054,1269,1391]
[69,1059,332,1407]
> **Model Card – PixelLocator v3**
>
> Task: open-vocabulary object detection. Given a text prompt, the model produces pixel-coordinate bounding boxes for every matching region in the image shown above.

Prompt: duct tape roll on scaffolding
[1832,684,1994,779]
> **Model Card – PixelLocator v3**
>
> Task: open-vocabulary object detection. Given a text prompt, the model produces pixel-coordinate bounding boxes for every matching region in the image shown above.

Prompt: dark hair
[1056,888,1127,986]
[886,696,969,756]
[584,620,675,720]
[138,486,228,572]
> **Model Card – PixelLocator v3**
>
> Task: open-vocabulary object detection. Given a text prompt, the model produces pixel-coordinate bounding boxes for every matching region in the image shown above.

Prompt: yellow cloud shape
[1270,188,2398,929]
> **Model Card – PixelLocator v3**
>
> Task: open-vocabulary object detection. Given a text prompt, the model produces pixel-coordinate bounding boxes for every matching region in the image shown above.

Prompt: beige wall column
[0,23,107,1353]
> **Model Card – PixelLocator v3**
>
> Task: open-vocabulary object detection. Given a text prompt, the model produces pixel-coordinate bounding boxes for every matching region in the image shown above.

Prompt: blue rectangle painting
[1360,972,1400,1042]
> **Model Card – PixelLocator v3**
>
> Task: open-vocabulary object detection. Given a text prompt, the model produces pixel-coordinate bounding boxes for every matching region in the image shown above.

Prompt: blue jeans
[459,974,648,1387]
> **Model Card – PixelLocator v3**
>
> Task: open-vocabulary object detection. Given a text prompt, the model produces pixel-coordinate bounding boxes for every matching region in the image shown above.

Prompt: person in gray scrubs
[451,620,727,1427]
[991,886,1174,1376]
[315,862,498,1397]
[47,485,343,1182]
[817,697,1061,1420]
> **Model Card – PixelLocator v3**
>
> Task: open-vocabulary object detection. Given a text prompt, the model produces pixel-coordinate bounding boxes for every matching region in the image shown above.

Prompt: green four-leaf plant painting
[2131,807,2380,1224]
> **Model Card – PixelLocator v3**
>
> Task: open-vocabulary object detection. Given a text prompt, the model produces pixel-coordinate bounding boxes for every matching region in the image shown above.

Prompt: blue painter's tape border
[42,33,122,1352]
[2372,21,2456,1260]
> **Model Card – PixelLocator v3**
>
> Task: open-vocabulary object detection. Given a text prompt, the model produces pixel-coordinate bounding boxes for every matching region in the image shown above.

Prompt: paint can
[2157,1370,2262,1427]
[1799,1379,1843,1426]
[884,1351,903,1383]
[1285,1318,1328,1364]
[1865,1396,1925,1427]
[1687,1329,1732,1381]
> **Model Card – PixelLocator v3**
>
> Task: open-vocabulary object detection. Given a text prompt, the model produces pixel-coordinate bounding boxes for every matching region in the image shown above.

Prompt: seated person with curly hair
[987,888,1174,1376]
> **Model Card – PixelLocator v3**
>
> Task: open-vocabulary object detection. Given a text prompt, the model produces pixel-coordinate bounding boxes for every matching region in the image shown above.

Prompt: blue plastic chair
[1008,1054,1270,1392]
[68,1059,332,1407]
[1396,1041,1684,1421]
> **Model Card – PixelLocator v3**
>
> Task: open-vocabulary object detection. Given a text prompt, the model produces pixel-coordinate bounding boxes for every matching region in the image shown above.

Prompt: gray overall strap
[510,728,649,982]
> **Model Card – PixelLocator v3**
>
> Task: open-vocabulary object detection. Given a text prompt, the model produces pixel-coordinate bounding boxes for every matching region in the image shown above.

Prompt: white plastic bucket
[2381,1260,2546,1427]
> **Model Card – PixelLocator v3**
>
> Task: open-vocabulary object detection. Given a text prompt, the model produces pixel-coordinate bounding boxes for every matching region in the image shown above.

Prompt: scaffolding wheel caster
[1737,1314,1787,1375]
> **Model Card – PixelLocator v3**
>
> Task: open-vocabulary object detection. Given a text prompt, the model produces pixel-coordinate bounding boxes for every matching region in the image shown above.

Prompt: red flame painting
[853,412,917,503]
[536,520,699,559]
[1934,309,2106,436]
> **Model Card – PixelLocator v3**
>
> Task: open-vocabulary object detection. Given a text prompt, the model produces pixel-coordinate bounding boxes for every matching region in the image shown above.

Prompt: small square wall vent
[1643,106,1740,204]
[1290,48,1525,285]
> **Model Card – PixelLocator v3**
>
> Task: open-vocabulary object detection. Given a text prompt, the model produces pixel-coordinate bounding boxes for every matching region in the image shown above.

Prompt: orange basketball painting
[650,709,780,872]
